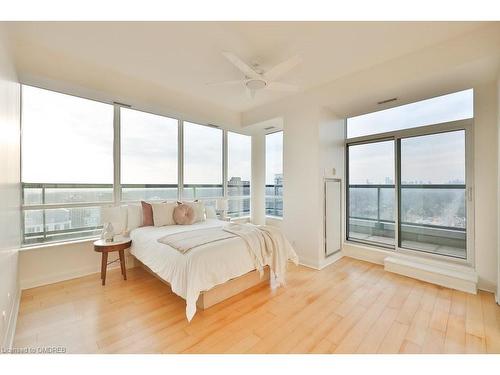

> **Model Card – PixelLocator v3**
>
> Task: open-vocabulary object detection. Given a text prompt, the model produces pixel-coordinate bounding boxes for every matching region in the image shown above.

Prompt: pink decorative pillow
[141,201,154,227]
[173,204,195,225]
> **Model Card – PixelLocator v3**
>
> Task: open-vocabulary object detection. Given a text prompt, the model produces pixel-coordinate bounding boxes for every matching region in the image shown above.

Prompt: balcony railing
[22,182,252,244]
[348,184,466,258]
[22,183,113,245]
[265,184,283,217]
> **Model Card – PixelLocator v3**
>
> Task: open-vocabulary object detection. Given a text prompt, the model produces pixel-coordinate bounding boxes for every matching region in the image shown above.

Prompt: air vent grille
[377,97,397,105]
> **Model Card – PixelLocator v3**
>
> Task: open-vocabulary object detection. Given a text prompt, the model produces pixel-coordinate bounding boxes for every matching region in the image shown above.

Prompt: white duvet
[130,219,266,321]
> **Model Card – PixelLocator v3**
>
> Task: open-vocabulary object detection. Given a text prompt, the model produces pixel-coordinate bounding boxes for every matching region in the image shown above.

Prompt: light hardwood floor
[13,257,500,354]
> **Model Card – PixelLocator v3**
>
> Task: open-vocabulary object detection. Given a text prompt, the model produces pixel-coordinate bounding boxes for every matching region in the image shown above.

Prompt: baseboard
[20,253,135,290]
[298,258,320,270]
[2,286,20,350]
[320,251,344,269]
[298,251,344,271]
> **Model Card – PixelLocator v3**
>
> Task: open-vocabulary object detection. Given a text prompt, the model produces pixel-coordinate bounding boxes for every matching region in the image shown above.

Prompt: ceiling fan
[207,52,301,98]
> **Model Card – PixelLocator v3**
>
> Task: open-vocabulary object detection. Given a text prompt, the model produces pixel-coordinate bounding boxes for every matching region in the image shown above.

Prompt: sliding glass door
[399,130,467,259]
[347,140,395,247]
[346,122,472,262]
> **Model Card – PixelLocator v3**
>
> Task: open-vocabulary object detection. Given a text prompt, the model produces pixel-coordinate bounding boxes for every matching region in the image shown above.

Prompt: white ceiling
[5,21,489,113]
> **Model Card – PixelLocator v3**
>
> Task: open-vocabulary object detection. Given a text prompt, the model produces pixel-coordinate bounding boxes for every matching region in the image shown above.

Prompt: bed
[129,218,297,321]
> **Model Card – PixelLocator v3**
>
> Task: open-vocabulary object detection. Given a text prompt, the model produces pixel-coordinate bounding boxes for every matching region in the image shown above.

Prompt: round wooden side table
[93,238,132,286]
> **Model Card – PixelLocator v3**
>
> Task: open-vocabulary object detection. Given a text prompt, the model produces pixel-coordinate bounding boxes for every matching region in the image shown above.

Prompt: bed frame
[132,256,270,309]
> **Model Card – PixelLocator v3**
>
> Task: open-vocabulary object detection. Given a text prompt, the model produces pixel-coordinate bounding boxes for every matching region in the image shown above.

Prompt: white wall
[245,101,345,270]
[497,76,500,303]
[473,82,498,291]
[19,240,135,290]
[251,133,266,225]
[0,31,21,349]
[318,109,346,268]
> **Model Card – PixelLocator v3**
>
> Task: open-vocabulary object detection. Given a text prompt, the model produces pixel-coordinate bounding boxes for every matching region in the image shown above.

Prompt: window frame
[20,85,252,247]
[265,130,284,219]
[226,131,252,218]
[345,118,474,266]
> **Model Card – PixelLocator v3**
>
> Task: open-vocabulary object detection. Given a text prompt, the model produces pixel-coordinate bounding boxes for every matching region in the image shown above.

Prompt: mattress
[129,219,256,321]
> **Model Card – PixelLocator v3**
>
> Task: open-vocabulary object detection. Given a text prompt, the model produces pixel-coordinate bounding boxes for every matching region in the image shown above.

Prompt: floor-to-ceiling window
[182,122,223,208]
[346,89,473,261]
[21,85,252,245]
[21,86,114,245]
[227,131,251,217]
[265,131,283,217]
[120,108,178,201]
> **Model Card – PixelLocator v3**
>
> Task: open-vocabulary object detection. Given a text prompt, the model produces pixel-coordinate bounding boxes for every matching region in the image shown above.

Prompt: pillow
[126,204,142,234]
[141,201,154,227]
[173,204,196,225]
[179,200,206,223]
[101,205,128,235]
[152,202,177,227]
[205,205,217,219]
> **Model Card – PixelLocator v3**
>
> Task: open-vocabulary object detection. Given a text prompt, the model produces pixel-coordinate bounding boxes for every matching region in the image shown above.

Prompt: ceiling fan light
[245,79,267,90]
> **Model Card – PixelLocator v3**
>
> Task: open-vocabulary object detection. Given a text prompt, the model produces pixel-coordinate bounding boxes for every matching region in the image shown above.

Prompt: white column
[251,133,266,225]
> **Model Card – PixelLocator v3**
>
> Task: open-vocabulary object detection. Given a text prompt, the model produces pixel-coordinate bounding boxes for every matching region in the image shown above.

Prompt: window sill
[266,215,283,220]
[20,236,100,252]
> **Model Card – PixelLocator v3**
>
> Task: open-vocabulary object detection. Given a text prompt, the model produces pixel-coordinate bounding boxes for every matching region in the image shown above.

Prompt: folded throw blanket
[157,227,237,254]
[223,223,299,286]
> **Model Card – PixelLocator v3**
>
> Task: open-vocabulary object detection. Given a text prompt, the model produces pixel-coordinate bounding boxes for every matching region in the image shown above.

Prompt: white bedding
[130,219,258,321]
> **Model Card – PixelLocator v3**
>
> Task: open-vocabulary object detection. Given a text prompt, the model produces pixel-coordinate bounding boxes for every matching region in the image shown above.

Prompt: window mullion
[178,119,184,201]
[113,104,121,204]
[395,138,401,251]
[223,130,228,199]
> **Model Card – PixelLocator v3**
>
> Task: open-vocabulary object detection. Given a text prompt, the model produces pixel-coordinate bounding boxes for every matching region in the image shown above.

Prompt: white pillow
[126,204,142,233]
[101,205,127,235]
[152,202,177,227]
[183,201,206,223]
[205,206,217,219]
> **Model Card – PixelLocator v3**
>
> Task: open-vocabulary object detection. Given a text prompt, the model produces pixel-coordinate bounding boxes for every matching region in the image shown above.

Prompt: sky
[347,89,473,139]
[265,132,283,184]
[347,89,471,185]
[22,86,251,185]
[349,131,466,185]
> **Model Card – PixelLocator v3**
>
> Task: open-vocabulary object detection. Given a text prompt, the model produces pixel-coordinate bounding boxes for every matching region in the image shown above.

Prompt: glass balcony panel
[348,186,395,246]
[400,188,466,258]
[23,188,43,205]
[23,206,102,245]
[228,197,251,218]
[182,186,223,200]
[44,187,113,204]
[121,187,178,201]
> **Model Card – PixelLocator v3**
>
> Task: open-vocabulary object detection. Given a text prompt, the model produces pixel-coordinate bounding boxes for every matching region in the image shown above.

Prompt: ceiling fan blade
[222,51,261,79]
[206,80,246,86]
[246,87,255,99]
[266,82,300,92]
[264,55,301,81]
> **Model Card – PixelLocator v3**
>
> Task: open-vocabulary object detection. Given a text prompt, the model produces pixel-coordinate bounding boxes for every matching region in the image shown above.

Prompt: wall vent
[264,126,275,130]
[113,101,132,108]
[377,97,397,105]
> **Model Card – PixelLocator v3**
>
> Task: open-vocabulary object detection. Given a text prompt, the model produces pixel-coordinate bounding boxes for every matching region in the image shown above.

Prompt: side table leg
[101,252,108,286]
[119,249,127,281]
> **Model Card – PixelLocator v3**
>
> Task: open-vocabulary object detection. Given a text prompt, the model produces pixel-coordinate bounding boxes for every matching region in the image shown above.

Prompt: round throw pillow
[173,204,195,225]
